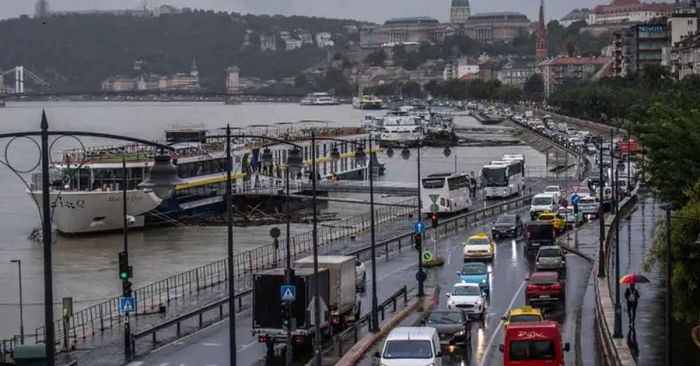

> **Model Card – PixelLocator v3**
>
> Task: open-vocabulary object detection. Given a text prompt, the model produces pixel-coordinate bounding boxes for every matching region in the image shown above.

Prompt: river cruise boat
[300,92,339,106]
[378,108,424,147]
[352,95,383,110]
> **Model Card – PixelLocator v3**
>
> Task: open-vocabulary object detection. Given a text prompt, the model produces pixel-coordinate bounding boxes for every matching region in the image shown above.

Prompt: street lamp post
[310,131,322,366]
[0,111,181,366]
[10,259,24,344]
[598,142,606,278]
[401,145,425,297]
[665,206,672,366]
[227,125,237,366]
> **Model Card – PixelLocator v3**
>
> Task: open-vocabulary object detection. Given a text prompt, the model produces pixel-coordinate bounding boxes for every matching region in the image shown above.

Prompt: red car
[525,271,565,307]
[500,321,570,366]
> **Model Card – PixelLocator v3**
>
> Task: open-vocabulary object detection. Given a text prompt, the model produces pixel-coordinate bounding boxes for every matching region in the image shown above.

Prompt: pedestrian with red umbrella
[620,274,649,326]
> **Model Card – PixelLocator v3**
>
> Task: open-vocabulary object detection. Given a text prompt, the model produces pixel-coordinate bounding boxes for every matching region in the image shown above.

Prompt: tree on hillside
[364,49,387,67]
[319,67,353,96]
[523,73,544,101]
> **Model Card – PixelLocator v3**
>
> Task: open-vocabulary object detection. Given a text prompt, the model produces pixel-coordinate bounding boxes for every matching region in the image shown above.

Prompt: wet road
[130,206,592,366]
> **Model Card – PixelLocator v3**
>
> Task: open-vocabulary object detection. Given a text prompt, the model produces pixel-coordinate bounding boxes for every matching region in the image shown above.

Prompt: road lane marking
[201,342,223,347]
[478,279,527,366]
[237,340,258,352]
[151,318,228,354]
[158,363,170,366]
[125,363,144,366]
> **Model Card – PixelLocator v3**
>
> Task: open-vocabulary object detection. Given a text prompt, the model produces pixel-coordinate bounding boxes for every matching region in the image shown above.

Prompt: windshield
[532,197,552,205]
[482,167,507,187]
[426,312,463,325]
[422,178,445,189]
[460,263,486,275]
[510,315,542,323]
[509,340,556,360]
[539,248,561,257]
[531,274,558,284]
[544,187,559,193]
[496,215,516,224]
[527,225,555,240]
[467,237,490,245]
[383,340,433,359]
[452,286,481,296]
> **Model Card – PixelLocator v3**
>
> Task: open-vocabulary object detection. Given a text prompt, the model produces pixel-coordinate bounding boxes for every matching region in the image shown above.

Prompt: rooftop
[593,0,673,14]
[385,16,440,25]
[451,0,470,7]
[469,11,529,21]
[541,56,613,66]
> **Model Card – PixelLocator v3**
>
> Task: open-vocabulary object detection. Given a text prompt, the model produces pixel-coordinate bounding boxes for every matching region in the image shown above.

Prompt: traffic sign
[414,221,426,234]
[571,194,581,205]
[429,194,439,203]
[307,296,329,327]
[119,296,136,315]
[280,285,296,302]
[430,204,439,214]
[422,250,433,262]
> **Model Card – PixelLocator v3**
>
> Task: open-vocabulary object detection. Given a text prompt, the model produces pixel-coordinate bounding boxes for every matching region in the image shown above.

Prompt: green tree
[364,49,387,67]
[319,67,352,96]
[523,73,544,101]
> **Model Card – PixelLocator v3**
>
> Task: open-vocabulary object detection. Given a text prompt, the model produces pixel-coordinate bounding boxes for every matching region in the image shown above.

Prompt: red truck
[616,138,639,155]
[525,271,565,308]
[499,321,570,365]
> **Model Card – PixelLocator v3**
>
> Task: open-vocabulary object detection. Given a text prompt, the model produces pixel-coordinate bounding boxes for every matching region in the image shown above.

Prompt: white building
[260,34,277,51]
[316,32,335,48]
[285,39,303,50]
[299,32,314,44]
[669,2,698,46]
[588,0,673,25]
[226,66,241,94]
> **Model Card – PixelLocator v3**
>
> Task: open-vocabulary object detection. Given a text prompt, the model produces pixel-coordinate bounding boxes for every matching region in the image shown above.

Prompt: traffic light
[122,280,133,297]
[414,233,422,251]
[118,251,130,280]
[431,214,439,228]
[280,302,291,328]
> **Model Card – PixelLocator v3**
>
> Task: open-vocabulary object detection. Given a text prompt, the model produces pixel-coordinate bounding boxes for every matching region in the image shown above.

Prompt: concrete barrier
[334,287,440,366]
[593,189,639,366]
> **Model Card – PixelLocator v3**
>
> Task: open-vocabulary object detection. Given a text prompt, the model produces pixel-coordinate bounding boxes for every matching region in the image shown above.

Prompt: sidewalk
[606,196,664,365]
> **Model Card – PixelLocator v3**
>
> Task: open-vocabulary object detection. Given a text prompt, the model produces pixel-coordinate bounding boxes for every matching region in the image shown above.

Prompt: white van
[530,193,558,220]
[376,327,442,366]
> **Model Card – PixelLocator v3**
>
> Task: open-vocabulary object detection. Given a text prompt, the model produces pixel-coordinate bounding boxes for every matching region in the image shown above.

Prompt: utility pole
[598,142,606,278]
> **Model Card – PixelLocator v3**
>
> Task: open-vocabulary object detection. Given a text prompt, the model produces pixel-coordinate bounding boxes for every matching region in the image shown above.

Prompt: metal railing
[28,196,417,352]
[131,288,253,355]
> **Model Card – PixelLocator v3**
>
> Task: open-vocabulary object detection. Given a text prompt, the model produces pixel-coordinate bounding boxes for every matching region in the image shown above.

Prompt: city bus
[481,160,525,199]
[501,154,525,178]
[420,173,473,215]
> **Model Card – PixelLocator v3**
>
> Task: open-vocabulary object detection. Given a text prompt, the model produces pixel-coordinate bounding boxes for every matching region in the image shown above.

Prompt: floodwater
[0,102,545,338]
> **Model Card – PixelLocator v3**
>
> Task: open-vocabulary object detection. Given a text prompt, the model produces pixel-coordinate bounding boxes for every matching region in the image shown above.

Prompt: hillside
[0,11,363,91]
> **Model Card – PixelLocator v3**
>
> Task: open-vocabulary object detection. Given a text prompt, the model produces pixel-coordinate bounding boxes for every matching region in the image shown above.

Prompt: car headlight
[447,298,455,306]
[476,300,482,306]
[481,279,487,283]
[491,227,496,231]
[455,330,466,336]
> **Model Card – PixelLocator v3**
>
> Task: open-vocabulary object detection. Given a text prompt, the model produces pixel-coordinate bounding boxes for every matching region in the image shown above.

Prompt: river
[0,101,545,339]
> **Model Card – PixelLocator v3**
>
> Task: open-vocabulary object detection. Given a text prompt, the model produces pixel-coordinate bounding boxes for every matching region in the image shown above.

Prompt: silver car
[535,245,566,274]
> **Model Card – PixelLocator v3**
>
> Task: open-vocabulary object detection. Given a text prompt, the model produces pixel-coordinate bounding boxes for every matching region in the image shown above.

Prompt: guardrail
[131,288,253,355]
[594,187,639,366]
[27,196,417,353]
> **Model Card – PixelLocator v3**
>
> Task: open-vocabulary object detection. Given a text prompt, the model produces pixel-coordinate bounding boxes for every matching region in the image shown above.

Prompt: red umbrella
[620,273,650,285]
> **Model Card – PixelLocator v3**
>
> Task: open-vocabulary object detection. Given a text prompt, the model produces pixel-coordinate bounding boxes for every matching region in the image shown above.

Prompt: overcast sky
[0,1,672,23]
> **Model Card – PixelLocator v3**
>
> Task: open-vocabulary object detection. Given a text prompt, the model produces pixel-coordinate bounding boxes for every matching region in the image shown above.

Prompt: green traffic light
[120,272,128,280]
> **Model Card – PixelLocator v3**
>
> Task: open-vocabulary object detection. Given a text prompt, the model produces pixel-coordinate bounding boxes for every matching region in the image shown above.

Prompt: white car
[377,327,443,366]
[531,193,558,220]
[543,186,562,201]
[355,259,366,292]
[446,283,486,319]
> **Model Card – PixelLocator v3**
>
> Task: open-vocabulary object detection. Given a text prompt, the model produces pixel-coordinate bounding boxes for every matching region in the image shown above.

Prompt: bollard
[176,322,181,337]
[152,332,157,347]
[199,313,203,329]
[100,305,104,331]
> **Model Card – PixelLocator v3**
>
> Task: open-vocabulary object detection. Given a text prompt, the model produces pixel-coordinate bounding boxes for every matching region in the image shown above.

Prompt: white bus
[421,173,473,214]
[481,160,525,199]
[501,154,525,177]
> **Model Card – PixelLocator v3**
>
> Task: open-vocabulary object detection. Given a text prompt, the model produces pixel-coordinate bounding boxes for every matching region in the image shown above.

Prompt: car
[355,258,366,292]
[543,185,561,198]
[446,282,487,319]
[502,305,543,329]
[424,310,471,351]
[578,196,600,218]
[491,214,523,239]
[525,271,565,307]
[525,221,557,253]
[499,321,570,366]
[536,212,566,233]
[376,327,443,366]
[463,233,495,262]
[530,193,558,220]
[535,245,566,274]
[457,262,490,293]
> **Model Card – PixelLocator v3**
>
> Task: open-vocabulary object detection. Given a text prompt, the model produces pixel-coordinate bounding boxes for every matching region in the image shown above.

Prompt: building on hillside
[101,76,136,91]
[101,60,200,92]
[285,39,303,50]
[497,56,537,88]
[299,32,314,45]
[675,32,700,79]
[443,57,479,80]
[226,66,241,94]
[587,0,673,25]
[316,32,335,48]
[450,0,471,24]
[35,0,49,17]
[560,8,591,27]
[539,56,612,96]
[260,34,277,51]
[360,1,530,49]
[624,23,670,73]
[536,0,548,63]
[669,1,698,46]
[279,31,292,41]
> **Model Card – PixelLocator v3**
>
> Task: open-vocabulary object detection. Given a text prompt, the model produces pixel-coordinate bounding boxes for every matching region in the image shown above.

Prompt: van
[499,321,570,366]
[377,327,443,366]
[530,193,558,220]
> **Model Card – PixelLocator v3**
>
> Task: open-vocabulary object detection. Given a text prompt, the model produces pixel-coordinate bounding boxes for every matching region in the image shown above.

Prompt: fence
[23,196,417,355]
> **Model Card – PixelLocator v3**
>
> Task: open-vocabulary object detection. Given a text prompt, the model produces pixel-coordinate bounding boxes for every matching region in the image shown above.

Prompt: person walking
[624,283,640,325]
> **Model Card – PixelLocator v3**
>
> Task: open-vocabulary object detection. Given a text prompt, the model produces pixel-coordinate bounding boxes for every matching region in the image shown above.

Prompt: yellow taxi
[502,306,544,328]
[463,233,495,262]
[537,211,567,233]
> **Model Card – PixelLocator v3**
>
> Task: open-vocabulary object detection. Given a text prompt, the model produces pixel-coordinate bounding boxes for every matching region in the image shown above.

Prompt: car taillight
[294,336,306,344]
[258,335,267,343]
[551,282,561,290]
[331,315,340,324]
[527,284,537,291]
